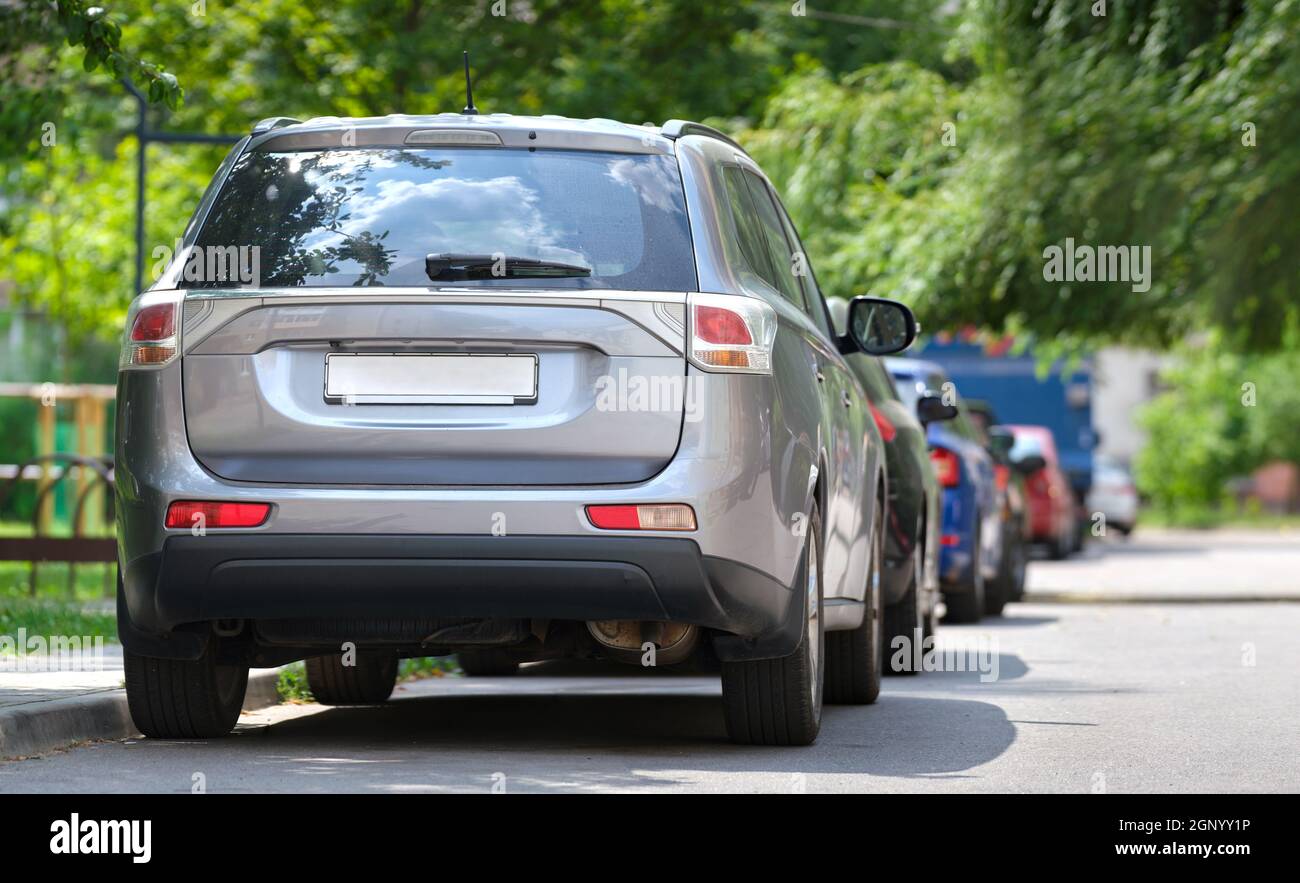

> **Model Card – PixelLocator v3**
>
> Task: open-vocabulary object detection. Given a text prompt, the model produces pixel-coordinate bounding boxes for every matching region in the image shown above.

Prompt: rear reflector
[940,533,960,547]
[165,501,271,530]
[586,504,697,531]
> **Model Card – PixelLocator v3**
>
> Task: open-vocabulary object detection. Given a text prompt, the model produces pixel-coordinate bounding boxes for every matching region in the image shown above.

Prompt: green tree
[0,0,182,159]
[744,0,1300,353]
[1,0,939,360]
[1136,336,1300,516]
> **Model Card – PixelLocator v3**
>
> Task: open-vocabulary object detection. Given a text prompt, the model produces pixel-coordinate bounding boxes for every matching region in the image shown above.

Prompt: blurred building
[1091,347,1172,468]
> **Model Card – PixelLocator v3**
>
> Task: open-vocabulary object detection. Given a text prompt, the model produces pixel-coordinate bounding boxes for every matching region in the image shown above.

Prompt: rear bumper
[119,533,802,663]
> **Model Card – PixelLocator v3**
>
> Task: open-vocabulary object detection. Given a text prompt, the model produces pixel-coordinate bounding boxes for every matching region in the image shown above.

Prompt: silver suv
[116,114,918,746]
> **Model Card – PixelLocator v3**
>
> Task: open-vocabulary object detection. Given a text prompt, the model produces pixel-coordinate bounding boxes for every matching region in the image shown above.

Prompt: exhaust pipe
[586,620,699,666]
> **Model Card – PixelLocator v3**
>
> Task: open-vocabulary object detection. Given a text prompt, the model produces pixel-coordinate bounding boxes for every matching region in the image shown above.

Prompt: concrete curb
[0,668,283,760]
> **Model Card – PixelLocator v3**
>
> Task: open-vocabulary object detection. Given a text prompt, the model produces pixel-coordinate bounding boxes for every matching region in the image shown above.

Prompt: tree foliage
[1136,334,1300,515]
[0,1,183,158]
[743,0,1299,353]
[0,0,932,349]
[0,0,1296,362]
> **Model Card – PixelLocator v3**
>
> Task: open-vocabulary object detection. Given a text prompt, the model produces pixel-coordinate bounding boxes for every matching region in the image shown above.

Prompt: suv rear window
[189,147,697,290]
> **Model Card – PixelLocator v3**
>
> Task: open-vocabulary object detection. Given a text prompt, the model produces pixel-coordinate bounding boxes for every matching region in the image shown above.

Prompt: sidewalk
[1025,528,1300,603]
[0,645,282,759]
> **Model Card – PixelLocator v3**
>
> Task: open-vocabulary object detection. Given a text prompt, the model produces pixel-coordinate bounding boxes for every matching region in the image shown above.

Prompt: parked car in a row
[1007,425,1082,558]
[117,112,943,747]
[968,402,1031,608]
[829,300,946,671]
[909,335,1097,551]
[1087,455,1139,536]
[886,359,1006,622]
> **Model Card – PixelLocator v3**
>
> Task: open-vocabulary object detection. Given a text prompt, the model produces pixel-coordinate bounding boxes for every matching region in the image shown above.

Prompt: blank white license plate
[324,353,538,405]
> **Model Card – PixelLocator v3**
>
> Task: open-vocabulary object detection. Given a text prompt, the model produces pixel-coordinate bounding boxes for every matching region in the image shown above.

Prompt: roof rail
[659,119,745,152]
[251,116,303,136]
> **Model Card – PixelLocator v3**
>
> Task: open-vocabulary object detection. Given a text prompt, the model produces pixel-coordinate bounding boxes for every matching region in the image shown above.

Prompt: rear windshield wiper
[425,253,592,281]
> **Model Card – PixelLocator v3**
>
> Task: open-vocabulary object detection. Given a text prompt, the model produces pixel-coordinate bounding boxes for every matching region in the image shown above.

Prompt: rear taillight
[121,292,181,369]
[930,448,961,488]
[130,303,175,341]
[994,464,1010,492]
[165,501,271,529]
[869,403,897,442]
[586,504,697,531]
[687,292,776,374]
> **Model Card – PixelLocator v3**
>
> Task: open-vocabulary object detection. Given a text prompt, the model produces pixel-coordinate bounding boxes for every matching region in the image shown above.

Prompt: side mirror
[917,392,958,425]
[1014,454,1047,476]
[846,296,918,356]
[987,428,1014,459]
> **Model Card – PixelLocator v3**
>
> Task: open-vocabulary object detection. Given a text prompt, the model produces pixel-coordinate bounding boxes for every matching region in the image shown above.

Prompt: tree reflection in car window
[189,147,696,291]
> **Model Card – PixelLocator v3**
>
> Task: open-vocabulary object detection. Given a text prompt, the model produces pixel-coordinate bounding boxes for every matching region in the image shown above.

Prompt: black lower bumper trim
[120,534,800,662]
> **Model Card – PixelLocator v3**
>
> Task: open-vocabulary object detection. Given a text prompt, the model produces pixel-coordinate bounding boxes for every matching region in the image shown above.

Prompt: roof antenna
[461,50,478,115]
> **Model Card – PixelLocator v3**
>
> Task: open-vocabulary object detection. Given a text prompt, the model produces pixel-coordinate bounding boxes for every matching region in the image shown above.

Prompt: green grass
[1140,508,1300,530]
[0,520,117,602]
[276,662,314,703]
[0,561,116,602]
[0,596,117,652]
[400,655,460,680]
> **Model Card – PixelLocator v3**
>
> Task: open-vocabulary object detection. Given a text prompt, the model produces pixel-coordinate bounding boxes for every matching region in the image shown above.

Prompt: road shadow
[952,613,1059,628]
[221,680,1019,791]
[516,659,711,678]
[910,652,1029,684]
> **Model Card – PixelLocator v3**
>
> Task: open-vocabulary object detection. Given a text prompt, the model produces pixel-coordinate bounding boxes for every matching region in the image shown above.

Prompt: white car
[1088,458,1139,535]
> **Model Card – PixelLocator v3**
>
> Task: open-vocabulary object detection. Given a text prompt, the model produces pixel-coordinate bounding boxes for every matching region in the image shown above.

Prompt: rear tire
[943,525,984,624]
[457,649,520,677]
[986,527,1024,615]
[883,529,925,676]
[1007,531,1028,602]
[827,504,886,698]
[721,504,824,745]
[124,639,249,739]
[305,650,398,705]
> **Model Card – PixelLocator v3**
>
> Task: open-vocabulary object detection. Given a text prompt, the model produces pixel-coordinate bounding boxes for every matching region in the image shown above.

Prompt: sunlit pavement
[2,532,1297,793]
[1025,528,1300,601]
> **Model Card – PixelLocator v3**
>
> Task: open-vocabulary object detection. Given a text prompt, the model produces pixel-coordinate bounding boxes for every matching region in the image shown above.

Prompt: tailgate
[180,291,688,485]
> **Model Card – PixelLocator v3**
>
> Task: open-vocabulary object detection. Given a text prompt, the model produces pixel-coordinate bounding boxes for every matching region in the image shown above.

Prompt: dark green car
[831,300,949,672]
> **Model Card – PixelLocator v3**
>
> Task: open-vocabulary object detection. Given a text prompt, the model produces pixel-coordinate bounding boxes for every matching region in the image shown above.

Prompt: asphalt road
[3,533,1298,793]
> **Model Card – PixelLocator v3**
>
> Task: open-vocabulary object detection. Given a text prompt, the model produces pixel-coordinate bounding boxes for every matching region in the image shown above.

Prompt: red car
[1007,425,1079,559]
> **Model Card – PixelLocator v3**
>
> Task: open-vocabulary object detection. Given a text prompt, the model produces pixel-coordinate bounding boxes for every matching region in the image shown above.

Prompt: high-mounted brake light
[687,292,776,374]
[165,501,271,530]
[930,448,961,488]
[586,504,697,531]
[121,292,182,369]
[404,129,503,146]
